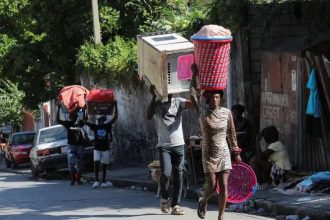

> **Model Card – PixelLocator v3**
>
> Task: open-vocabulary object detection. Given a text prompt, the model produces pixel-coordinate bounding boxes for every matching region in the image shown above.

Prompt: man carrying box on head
[84,100,118,188]
[146,85,192,215]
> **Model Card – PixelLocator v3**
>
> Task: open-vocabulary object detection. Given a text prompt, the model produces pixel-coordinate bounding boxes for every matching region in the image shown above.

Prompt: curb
[254,198,330,220]
[83,174,158,191]
[83,173,203,200]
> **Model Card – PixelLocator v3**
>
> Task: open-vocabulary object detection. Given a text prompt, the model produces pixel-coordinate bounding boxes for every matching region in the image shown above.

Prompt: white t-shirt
[155,97,186,147]
[268,141,292,170]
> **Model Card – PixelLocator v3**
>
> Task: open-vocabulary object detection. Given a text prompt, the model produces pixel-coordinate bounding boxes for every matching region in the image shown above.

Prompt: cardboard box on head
[137,33,194,102]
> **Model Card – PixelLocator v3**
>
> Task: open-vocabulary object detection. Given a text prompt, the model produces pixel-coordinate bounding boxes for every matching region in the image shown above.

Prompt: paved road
[0,170,275,220]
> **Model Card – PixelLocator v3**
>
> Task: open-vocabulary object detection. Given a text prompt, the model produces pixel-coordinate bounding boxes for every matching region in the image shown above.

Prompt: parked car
[4,131,36,169]
[29,125,94,178]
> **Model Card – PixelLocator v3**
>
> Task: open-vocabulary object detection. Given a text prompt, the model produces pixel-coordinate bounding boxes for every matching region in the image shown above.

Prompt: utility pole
[81,0,101,88]
[91,0,101,45]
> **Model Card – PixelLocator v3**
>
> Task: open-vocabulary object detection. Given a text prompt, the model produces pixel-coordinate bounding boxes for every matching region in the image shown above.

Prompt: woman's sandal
[197,197,206,219]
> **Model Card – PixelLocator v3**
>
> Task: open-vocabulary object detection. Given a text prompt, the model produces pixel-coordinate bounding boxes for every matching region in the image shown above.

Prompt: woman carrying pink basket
[189,25,256,220]
[190,64,242,220]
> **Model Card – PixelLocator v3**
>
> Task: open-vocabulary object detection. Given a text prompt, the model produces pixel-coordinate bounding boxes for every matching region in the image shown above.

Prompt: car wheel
[5,157,11,168]
[31,165,39,178]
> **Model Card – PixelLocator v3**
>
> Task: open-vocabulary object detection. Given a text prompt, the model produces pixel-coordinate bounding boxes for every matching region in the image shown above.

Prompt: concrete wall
[247,2,330,132]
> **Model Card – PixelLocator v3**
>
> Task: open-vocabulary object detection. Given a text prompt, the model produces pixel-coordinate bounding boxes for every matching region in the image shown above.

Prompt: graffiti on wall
[261,92,296,123]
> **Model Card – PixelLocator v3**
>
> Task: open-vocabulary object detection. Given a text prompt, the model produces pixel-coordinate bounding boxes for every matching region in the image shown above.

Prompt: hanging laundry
[306,68,321,118]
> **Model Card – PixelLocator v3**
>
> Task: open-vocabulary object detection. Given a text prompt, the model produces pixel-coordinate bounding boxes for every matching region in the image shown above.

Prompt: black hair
[261,126,279,144]
[203,90,224,104]
[231,104,245,114]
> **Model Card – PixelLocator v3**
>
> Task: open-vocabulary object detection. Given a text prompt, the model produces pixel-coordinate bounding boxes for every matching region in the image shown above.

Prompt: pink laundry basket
[191,36,232,90]
[216,162,257,203]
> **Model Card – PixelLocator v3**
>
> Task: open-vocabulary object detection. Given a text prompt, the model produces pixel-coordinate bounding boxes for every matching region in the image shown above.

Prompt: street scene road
[0,169,274,220]
[0,1,330,220]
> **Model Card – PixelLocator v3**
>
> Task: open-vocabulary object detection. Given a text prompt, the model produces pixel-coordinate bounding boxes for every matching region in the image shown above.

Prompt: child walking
[85,101,118,188]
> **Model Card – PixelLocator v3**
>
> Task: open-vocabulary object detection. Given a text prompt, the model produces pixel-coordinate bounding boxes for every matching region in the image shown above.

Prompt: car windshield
[12,133,35,145]
[39,126,67,144]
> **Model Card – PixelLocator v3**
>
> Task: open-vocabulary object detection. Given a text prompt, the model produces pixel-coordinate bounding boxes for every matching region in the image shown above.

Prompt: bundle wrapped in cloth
[57,85,90,113]
[191,25,232,90]
[193,24,231,38]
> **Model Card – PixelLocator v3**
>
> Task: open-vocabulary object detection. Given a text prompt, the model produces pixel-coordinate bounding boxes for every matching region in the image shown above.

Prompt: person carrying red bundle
[56,85,89,185]
[57,105,85,185]
[84,101,118,189]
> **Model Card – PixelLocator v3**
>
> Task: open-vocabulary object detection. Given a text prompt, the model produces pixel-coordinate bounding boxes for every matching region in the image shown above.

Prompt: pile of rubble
[226,200,311,220]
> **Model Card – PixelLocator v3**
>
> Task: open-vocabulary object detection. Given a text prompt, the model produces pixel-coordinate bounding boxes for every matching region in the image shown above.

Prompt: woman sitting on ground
[250,126,292,186]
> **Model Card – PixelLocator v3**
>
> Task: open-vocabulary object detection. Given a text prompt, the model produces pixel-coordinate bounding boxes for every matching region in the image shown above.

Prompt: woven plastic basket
[215,162,257,203]
[192,36,232,90]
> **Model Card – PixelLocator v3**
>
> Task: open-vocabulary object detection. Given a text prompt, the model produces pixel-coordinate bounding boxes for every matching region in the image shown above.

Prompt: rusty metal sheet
[260,52,299,163]
[270,55,282,92]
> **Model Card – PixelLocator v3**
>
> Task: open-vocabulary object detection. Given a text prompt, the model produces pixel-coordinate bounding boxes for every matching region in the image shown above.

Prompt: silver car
[30,125,93,178]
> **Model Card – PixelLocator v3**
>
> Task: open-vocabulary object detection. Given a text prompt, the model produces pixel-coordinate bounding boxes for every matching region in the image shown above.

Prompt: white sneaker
[101,181,112,188]
[92,181,100,188]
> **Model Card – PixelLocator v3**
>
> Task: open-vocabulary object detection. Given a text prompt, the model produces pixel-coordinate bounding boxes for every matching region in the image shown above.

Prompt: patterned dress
[190,74,239,174]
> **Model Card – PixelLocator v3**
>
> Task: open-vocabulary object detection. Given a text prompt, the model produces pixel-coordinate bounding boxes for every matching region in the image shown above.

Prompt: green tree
[0,0,62,109]
[0,80,25,130]
[0,0,208,109]
[76,36,137,85]
[76,0,207,86]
